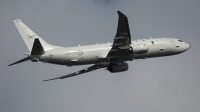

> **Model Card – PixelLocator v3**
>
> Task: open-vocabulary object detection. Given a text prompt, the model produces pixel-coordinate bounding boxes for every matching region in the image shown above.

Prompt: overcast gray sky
[0,0,200,112]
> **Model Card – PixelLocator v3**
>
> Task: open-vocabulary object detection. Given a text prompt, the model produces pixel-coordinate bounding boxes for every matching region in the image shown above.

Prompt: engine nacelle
[132,44,149,54]
[107,62,128,73]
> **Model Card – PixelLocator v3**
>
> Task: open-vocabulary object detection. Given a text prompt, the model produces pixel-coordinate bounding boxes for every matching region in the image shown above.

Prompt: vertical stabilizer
[13,19,62,52]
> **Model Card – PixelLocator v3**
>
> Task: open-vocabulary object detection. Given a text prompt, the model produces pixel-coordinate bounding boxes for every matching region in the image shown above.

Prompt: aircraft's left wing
[107,11,133,59]
[43,65,101,81]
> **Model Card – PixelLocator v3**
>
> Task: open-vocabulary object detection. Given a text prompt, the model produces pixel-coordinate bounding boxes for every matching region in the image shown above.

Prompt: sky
[0,0,200,112]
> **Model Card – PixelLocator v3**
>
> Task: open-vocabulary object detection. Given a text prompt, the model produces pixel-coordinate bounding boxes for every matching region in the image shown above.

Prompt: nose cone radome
[186,44,191,50]
[183,43,190,52]
[171,42,190,55]
[181,43,190,53]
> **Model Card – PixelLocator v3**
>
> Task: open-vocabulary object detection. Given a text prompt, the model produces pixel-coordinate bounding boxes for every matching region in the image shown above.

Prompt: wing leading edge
[43,65,101,81]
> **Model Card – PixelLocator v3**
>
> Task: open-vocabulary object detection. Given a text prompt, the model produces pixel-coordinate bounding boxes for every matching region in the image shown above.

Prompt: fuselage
[38,38,190,66]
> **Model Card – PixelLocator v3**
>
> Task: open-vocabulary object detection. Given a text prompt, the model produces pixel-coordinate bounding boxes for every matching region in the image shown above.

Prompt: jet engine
[132,44,149,54]
[107,62,128,73]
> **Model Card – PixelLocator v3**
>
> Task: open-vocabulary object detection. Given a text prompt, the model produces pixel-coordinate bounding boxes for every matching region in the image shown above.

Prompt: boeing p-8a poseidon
[9,11,190,81]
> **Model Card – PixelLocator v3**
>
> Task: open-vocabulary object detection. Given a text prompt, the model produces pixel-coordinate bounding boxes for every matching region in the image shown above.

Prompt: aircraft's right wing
[43,65,101,81]
[107,11,133,59]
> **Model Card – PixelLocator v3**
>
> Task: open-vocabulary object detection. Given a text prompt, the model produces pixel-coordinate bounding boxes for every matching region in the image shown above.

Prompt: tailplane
[8,20,63,66]
[8,38,45,66]
[8,57,30,66]
[13,19,62,52]
[31,38,45,55]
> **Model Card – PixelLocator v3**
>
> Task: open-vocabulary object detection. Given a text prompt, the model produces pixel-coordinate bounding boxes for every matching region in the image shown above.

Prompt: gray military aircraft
[9,11,190,81]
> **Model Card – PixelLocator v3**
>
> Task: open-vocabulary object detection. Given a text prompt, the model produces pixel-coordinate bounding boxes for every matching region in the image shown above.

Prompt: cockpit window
[178,40,182,42]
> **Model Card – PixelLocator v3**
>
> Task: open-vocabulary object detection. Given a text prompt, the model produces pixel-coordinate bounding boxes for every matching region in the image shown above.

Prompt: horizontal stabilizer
[31,38,45,55]
[8,57,30,66]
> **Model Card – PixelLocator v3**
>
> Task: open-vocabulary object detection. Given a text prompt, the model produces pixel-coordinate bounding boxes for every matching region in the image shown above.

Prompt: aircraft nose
[186,43,190,50]
[170,40,190,55]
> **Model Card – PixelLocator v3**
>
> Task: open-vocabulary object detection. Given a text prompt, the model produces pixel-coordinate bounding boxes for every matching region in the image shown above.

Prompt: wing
[107,11,133,59]
[43,65,101,81]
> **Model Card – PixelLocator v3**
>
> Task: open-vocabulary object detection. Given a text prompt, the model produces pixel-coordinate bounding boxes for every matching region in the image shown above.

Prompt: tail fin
[13,19,62,52]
